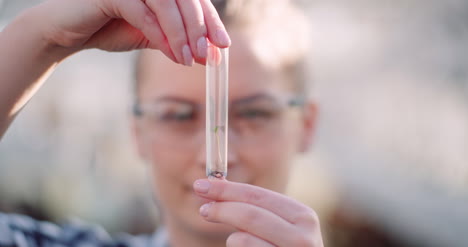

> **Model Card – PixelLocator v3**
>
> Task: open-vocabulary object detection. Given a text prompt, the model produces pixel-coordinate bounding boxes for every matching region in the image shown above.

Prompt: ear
[130,117,150,161]
[299,101,318,152]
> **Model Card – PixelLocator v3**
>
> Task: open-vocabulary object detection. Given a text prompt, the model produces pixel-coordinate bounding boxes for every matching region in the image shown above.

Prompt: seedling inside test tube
[206,43,229,179]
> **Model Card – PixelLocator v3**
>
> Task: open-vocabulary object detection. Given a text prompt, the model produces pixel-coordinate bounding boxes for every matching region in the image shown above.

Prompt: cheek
[149,143,195,173]
[148,146,192,191]
[152,149,181,172]
[253,119,302,163]
[147,146,199,218]
[238,121,301,190]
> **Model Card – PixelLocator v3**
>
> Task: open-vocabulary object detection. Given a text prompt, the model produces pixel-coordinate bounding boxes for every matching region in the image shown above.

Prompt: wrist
[10,5,78,64]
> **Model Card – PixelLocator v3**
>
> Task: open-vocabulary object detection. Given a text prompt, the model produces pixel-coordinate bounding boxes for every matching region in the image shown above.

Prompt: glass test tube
[206,44,229,179]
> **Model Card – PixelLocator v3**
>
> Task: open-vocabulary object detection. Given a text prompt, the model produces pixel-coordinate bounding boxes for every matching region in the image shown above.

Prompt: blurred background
[1,0,467,246]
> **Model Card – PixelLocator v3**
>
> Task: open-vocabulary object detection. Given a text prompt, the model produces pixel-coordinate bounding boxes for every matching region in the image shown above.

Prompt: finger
[109,0,177,62]
[200,201,298,247]
[146,0,193,66]
[207,42,222,66]
[175,0,208,62]
[194,179,318,226]
[200,0,231,48]
[227,232,275,247]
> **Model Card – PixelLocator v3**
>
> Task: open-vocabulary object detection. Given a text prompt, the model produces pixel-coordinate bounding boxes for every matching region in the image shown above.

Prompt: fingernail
[194,179,211,194]
[182,44,193,66]
[216,29,231,47]
[200,202,213,217]
[197,37,208,58]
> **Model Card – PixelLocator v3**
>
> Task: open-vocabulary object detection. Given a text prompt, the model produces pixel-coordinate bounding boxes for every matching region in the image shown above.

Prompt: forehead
[137,33,293,103]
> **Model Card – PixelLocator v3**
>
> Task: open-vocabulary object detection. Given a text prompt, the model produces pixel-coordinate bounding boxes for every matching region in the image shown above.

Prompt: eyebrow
[150,93,280,106]
[152,96,198,105]
[230,93,280,105]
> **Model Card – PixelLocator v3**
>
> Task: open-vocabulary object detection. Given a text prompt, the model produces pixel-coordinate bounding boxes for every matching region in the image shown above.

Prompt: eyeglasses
[133,94,304,149]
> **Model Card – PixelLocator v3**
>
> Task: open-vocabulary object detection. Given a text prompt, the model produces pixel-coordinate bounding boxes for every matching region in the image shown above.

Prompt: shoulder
[0,212,154,247]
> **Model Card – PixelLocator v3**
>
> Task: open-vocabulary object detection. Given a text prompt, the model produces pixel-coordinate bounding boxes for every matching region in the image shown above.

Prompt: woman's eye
[159,111,195,122]
[237,109,273,119]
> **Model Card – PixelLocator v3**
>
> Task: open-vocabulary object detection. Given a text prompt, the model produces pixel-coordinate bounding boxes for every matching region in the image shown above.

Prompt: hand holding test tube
[206,43,229,179]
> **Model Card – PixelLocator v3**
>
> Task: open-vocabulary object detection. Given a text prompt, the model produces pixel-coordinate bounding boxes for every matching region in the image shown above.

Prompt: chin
[170,196,236,239]
[194,219,236,239]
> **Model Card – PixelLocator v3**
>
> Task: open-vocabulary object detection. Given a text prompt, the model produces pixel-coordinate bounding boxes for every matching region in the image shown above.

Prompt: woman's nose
[227,127,239,166]
[195,130,207,170]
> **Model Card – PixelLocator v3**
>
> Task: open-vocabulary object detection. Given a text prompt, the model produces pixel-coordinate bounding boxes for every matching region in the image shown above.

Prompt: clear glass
[206,44,229,179]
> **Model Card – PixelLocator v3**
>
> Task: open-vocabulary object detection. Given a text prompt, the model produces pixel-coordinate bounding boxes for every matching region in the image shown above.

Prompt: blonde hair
[135,0,311,97]
[216,0,310,95]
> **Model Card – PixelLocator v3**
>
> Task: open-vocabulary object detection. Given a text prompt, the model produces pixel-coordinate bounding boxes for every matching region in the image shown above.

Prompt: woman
[0,0,323,246]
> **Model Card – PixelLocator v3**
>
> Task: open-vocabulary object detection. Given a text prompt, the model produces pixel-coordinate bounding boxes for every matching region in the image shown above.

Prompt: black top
[0,213,169,247]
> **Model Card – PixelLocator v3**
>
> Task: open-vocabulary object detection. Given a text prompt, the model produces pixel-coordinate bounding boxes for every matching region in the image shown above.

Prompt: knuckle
[154,0,171,7]
[50,30,87,48]
[244,189,264,204]
[293,209,320,226]
[239,206,261,226]
[205,9,220,22]
[226,232,248,247]
[292,234,315,247]
[208,23,224,34]
[189,21,207,36]
[167,36,187,51]
[188,28,207,45]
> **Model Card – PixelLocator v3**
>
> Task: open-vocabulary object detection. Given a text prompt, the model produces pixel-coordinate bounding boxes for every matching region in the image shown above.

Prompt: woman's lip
[186,184,213,203]
[195,195,212,205]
